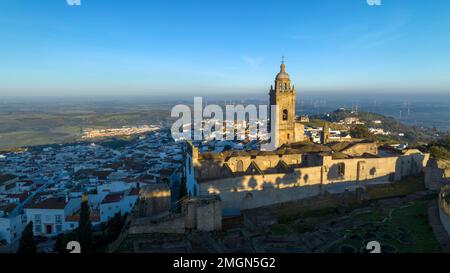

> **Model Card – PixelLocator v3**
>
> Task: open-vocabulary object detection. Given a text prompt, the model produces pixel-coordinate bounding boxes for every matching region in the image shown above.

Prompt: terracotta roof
[160,168,176,176]
[129,188,140,196]
[7,192,29,202]
[199,143,331,161]
[0,174,17,184]
[329,140,376,153]
[331,152,352,160]
[18,180,34,186]
[0,203,17,214]
[25,197,67,210]
[329,142,352,152]
[101,193,123,204]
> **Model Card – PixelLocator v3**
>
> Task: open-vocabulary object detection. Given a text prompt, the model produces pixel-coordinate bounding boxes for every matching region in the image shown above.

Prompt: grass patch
[366,176,425,200]
[270,224,291,235]
[328,200,441,253]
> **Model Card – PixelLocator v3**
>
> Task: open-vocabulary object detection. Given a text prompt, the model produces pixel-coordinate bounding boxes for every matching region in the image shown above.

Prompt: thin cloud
[242,55,264,70]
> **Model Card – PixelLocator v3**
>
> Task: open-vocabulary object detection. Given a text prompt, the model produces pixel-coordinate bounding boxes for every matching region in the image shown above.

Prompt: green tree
[18,221,37,253]
[178,175,187,201]
[350,124,372,139]
[106,212,123,241]
[430,146,450,160]
[78,198,93,252]
[54,231,78,253]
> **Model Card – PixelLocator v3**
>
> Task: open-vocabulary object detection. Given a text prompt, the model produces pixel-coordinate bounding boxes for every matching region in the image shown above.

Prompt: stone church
[269,61,307,146]
[184,63,430,215]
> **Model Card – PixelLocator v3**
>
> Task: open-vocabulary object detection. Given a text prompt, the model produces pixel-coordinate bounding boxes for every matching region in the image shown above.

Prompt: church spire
[275,60,290,81]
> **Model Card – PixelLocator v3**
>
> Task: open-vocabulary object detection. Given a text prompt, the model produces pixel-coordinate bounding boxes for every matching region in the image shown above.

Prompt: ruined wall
[341,142,378,156]
[321,156,398,184]
[425,159,450,190]
[196,200,222,231]
[438,188,450,238]
[294,122,306,142]
[196,153,302,180]
[139,184,171,217]
[129,214,185,234]
[183,196,222,231]
[199,153,427,212]
[393,152,428,181]
[199,166,323,211]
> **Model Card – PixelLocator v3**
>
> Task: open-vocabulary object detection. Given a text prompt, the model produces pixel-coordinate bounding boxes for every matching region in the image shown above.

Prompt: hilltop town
[1,64,449,253]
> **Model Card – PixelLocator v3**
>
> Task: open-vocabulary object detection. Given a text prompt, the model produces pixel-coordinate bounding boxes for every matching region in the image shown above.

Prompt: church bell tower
[269,59,296,147]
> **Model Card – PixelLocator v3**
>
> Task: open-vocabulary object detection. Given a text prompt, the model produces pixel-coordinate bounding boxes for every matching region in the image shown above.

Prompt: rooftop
[25,197,68,210]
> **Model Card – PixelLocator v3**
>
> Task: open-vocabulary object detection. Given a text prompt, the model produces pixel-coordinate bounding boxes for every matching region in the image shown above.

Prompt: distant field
[0,104,171,149]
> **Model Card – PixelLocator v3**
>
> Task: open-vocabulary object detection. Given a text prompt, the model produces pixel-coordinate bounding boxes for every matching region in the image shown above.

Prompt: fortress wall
[129,215,185,234]
[321,156,398,185]
[199,166,322,211]
[424,159,449,190]
[198,153,427,211]
[438,203,450,238]
[197,153,303,179]
[196,200,222,231]
[438,189,450,238]
[394,153,427,180]
[294,123,306,142]
[341,142,378,156]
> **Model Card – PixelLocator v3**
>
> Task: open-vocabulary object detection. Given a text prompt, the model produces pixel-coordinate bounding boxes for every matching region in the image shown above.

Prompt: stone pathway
[428,199,450,252]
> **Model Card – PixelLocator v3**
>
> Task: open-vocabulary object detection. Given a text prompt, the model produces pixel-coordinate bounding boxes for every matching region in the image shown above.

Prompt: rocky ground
[117,180,446,253]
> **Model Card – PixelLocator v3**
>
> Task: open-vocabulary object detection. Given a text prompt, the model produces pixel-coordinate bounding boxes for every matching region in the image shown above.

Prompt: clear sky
[1,0,450,96]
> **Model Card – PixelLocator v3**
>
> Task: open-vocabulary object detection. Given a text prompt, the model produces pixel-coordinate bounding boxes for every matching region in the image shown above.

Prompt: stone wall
[425,159,450,190]
[294,122,306,142]
[196,199,222,231]
[129,214,186,234]
[438,187,450,238]
[138,184,171,217]
[200,166,322,211]
[341,142,378,157]
[129,196,222,234]
[183,195,222,231]
[200,153,427,212]
[195,153,302,180]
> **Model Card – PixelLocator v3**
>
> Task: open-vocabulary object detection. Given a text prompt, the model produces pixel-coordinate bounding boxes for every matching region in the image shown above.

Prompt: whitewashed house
[24,197,81,237]
[99,188,139,222]
[0,204,25,244]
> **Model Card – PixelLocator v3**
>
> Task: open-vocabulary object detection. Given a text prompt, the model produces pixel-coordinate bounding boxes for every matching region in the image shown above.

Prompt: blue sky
[1,0,450,96]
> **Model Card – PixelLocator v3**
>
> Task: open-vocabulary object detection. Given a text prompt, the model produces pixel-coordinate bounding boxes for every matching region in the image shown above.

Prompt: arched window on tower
[279,83,282,90]
[284,83,287,90]
[283,109,288,121]
[236,160,244,172]
[337,163,345,176]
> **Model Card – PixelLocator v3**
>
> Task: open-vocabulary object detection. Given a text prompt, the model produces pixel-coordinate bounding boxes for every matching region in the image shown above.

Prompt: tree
[429,134,450,160]
[78,198,93,253]
[106,212,123,241]
[18,221,36,253]
[430,146,450,160]
[54,231,78,253]
[350,124,371,139]
[178,175,187,201]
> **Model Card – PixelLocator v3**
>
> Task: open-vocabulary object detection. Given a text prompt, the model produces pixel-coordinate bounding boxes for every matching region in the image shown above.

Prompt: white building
[99,189,139,222]
[24,197,81,237]
[0,205,26,244]
[0,174,18,193]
